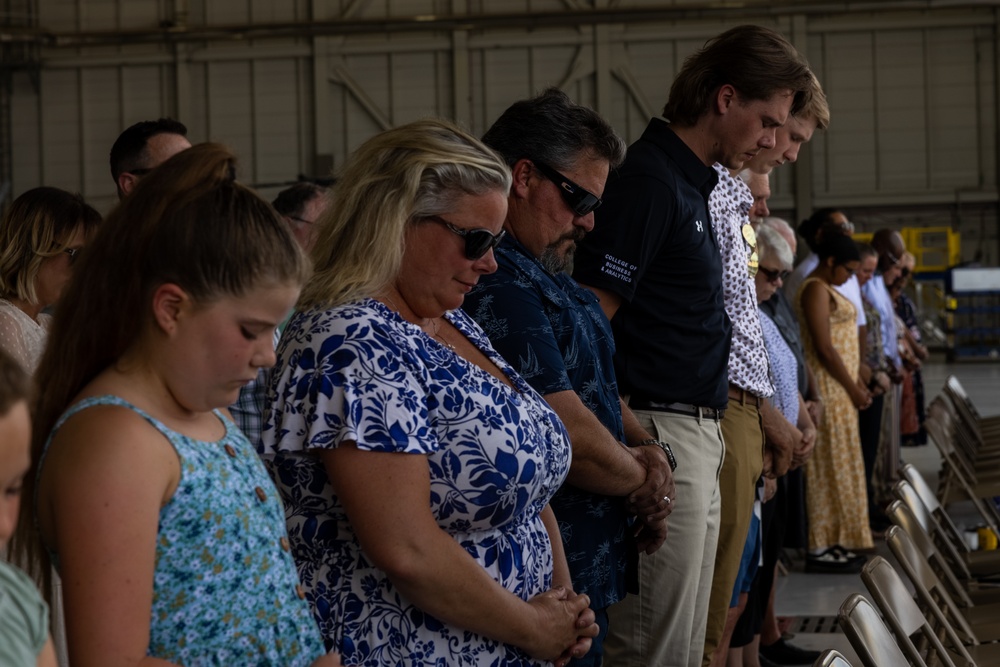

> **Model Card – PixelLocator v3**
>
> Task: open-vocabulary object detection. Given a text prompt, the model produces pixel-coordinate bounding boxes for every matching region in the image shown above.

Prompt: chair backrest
[885,523,981,646]
[900,463,942,514]
[894,479,973,579]
[926,400,1000,533]
[894,479,935,534]
[838,593,917,667]
[861,556,964,667]
[813,649,856,667]
[886,501,975,607]
[900,464,974,554]
[945,375,982,422]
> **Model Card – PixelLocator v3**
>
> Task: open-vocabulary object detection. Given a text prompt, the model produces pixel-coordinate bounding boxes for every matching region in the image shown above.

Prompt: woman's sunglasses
[532,161,603,217]
[426,216,506,260]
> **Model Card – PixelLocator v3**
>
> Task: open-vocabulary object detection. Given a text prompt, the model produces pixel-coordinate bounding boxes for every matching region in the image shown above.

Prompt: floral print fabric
[44,395,324,666]
[261,299,572,666]
[796,280,874,552]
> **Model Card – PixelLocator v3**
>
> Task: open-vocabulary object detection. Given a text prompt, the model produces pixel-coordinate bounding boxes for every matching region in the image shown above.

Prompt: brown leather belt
[629,400,725,421]
[728,383,763,408]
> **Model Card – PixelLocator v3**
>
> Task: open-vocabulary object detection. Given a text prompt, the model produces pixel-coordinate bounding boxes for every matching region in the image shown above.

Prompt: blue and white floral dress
[261,299,572,667]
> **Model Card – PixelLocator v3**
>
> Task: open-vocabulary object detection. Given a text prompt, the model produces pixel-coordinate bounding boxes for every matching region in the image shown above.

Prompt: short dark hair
[482,87,626,172]
[109,118,188,185]
[817,233,861,264]
[799,207,843,253]
[272,182,326,219]
[663,25,814,127]
[0,346,29,414]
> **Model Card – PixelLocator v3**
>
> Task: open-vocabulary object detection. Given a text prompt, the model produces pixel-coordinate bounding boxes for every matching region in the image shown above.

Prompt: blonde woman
[262,119,596,666]
[0,187,100,373]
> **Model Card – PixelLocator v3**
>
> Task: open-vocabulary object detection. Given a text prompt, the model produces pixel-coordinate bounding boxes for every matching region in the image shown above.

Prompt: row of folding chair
[836,526,998,666]
[894,467,1000,585]
[924,387,1000,532]
[817,378,1000,667]
[942,377,1000,452]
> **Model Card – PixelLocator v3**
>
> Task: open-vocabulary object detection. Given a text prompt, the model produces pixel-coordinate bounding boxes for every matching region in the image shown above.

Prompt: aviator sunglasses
[426,216,506,260]
[532,161,603,217]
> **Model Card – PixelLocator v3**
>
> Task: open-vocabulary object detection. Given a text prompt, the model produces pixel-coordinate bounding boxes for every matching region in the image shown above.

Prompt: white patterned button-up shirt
[709,164,774,398]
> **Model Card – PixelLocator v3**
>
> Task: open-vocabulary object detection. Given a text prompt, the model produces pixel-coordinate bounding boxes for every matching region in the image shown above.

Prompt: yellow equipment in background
[851,226,960,273]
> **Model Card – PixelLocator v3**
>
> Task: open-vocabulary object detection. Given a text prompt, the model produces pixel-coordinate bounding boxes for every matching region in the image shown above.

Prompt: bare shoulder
[40,403,181,509]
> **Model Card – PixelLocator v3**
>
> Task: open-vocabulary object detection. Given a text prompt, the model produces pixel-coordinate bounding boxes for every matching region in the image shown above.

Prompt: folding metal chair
[885,521,1000,645]
[862,556,967,667]
[925,399,1000,530]
[838,593,917,667]
[894,478,1000,580]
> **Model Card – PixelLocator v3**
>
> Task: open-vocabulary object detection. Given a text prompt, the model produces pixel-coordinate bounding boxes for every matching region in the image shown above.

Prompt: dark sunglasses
[426,216,506,260]
[532,161,603,217]
[757,266,789,284]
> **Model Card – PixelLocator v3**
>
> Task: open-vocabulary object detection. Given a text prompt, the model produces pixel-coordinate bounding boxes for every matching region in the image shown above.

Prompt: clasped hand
[527,587,598,665]
[626,445,674,553]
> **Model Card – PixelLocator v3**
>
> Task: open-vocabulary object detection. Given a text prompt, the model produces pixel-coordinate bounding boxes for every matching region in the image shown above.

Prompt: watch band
[637,438,677,472]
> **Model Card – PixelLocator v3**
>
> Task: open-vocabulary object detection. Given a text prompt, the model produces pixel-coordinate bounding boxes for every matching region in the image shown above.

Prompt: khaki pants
[702,399,764,667]
[603,409,724,667]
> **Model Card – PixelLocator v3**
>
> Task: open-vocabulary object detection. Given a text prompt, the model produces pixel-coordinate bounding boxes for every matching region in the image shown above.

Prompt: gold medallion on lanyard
[742,223,758,277]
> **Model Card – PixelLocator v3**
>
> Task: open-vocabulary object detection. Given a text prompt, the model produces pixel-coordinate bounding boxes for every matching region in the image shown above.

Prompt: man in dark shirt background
[573,25,814,667]
[465,88,674,666]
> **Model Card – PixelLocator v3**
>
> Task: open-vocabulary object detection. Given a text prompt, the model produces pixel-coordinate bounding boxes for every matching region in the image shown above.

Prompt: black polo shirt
[573,118,731,409]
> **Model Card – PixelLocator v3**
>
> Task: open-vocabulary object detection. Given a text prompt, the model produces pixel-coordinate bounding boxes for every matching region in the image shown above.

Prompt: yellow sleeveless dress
[797,277,874,551]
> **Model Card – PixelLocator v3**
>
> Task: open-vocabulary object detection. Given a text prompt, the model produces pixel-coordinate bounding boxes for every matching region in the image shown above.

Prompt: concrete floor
[769,358,1000,664]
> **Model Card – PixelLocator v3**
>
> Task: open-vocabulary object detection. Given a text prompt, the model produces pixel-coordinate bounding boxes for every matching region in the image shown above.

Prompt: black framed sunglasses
[426,216,506,260]
[532,161,603,217]
[757,266,790,284]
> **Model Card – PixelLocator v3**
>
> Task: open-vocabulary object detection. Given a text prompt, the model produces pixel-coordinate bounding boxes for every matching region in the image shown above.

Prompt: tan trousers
[603,409,724,667]
[702,399,764,667]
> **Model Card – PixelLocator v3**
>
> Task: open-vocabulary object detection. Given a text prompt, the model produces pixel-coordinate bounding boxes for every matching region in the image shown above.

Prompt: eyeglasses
[532,161,603,217]
[127,167,153,177]
[838,264,858,276]
[757,266,790,284]
[884,250,901,266]
[425,216,506,260]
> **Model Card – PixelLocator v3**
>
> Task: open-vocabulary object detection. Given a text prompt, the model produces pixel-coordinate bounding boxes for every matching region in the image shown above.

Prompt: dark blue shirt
[573,119,731,409]
[464,235,630,609]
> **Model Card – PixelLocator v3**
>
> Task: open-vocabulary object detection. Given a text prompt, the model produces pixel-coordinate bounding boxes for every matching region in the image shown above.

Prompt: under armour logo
[695,220,704,232]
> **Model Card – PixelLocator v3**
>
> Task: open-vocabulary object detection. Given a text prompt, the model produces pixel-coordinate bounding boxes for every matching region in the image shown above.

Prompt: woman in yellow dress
[797,234,874,573]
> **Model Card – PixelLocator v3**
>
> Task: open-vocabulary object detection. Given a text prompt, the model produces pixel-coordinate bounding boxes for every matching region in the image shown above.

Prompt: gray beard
[541,245,572,274]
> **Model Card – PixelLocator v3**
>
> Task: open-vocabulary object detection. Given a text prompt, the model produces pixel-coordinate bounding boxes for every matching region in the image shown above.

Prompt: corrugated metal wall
[4,1,1000,261]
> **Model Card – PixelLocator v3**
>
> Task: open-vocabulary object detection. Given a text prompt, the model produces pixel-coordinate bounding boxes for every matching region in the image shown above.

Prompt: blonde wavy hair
[300,118,512,310]
[0,187,101,304]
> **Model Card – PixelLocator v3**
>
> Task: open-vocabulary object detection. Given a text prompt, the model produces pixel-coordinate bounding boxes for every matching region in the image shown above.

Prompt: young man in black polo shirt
[573,25,814,667]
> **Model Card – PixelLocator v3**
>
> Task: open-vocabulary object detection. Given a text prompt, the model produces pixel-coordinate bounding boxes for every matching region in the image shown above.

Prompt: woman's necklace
[381,294,455,352]
[429,316,456,351]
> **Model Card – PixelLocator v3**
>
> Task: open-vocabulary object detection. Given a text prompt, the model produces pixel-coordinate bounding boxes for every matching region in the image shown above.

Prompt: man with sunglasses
[272,182,329,253]
[572,25,814,667]
[109,118,191,199]
[464,88,675,667]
